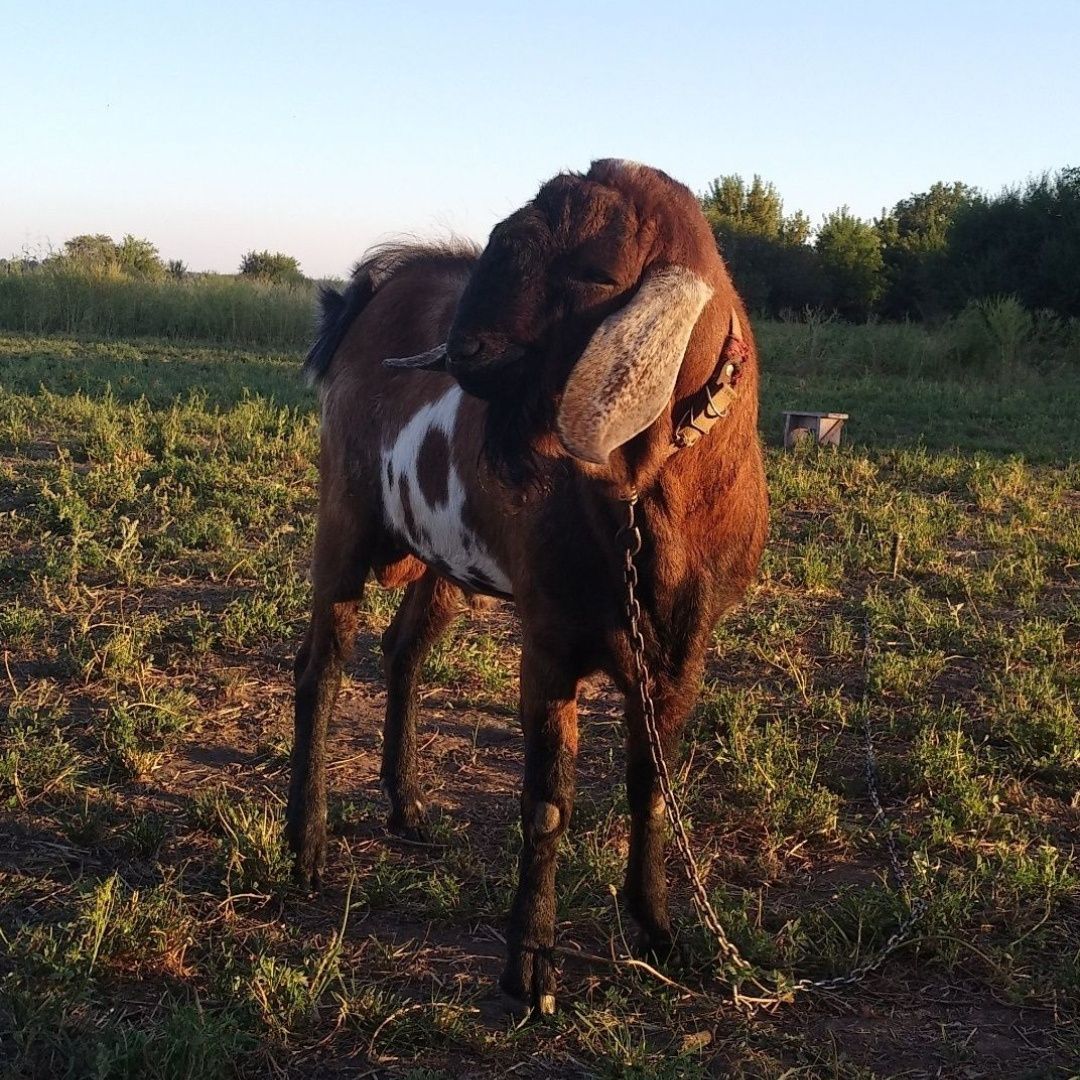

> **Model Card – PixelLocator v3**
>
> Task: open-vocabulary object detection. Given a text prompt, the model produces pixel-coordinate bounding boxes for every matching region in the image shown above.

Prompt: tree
[815,208,884,320]
[166,259,188,279]
[942,167,1080,318]
[876,182,977,318]
[239,250,304,285]
[713,230,831,314]
[700,175,827,315]
[701,174,808,241]
[779,209,812,247]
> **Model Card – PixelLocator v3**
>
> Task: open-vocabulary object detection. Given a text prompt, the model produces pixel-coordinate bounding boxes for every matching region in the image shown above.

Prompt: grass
[0,326,1078,1077]
[0,264,320,350]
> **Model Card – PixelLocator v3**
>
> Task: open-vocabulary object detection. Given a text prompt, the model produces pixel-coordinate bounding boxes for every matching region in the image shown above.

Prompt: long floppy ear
[556,265,713,464]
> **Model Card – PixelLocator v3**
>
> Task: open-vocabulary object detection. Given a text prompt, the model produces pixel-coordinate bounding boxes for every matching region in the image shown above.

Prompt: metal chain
[617,492,928,1005]
[619,493,751,974]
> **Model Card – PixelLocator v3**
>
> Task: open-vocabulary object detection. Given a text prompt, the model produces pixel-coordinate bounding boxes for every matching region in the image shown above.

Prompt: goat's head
[390,160,730,469]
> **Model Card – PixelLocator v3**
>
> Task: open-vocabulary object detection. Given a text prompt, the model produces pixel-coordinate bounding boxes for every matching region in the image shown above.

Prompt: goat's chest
[380,386,512,597]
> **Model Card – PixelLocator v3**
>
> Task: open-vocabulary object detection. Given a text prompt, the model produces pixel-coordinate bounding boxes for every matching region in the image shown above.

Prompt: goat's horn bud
[383,344,448,371]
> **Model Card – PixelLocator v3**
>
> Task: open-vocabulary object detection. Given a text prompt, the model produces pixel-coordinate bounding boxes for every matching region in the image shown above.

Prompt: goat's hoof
[385,789,432,845]
[393,824,431,845]
[635,927,681,967]
[386,812,431,845]
[294,863,322,892]
[286,829,326,892]
[291,842,325,890]
[500,944,557,1016]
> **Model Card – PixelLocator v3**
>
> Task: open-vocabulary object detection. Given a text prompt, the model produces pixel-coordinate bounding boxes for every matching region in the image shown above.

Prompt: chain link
[618,492,927,1006]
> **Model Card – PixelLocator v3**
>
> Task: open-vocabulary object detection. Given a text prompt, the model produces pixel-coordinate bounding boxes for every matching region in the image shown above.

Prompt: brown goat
[288,160,768,1012]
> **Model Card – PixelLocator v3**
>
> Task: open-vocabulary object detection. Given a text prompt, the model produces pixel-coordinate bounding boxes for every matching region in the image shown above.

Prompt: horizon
[5,1,1078,278]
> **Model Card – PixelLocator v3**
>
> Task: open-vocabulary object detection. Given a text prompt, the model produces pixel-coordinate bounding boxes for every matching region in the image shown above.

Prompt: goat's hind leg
[288,590,362,889]
[287,513,369,890]
[380,572,464,841]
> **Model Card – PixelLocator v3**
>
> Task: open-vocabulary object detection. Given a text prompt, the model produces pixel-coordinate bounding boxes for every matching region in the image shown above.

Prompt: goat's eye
[571,267,619,288]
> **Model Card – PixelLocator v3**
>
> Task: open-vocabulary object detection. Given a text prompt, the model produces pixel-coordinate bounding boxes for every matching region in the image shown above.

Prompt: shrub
[946,296,1035,374]
[239,250,305,285]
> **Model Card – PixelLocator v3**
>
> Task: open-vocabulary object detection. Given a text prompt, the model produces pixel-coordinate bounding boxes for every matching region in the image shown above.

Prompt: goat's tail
[302,273,377,386]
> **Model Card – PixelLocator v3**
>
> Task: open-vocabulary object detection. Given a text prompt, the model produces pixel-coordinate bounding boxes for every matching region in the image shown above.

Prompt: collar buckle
[672,313,747,450]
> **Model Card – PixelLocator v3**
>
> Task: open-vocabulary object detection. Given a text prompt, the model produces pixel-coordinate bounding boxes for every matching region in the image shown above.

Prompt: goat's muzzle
[445,335,526,398]
[383,337,525,399]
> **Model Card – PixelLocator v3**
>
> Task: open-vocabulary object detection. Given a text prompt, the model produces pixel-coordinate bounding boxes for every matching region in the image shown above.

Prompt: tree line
[702,166,1080,321]
[6,164,1078,323]
[2,236,306,286]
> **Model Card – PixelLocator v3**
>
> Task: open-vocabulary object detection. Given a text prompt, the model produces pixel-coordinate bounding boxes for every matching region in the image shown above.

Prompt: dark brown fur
[287,161,768,1011]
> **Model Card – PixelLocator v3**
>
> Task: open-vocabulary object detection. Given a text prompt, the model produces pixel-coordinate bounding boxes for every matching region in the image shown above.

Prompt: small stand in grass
[782,411,849,449]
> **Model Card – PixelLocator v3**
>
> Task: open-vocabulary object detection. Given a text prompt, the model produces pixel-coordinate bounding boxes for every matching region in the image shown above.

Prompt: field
[1,325,1079,1078]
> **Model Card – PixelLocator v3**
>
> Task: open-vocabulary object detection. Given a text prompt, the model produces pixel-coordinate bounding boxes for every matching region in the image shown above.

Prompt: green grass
[1,328,1078,1077]
[0,265,319,350]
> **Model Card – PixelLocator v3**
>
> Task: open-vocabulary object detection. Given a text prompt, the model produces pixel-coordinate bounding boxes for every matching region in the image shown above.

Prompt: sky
[4,0,1078,278]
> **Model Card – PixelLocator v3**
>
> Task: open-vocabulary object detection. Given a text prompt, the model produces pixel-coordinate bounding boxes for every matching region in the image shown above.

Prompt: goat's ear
[556,265,713,465]
[383,344,448,371]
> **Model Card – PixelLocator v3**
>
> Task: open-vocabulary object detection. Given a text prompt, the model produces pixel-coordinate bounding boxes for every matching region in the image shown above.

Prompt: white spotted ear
[556,265,713,465]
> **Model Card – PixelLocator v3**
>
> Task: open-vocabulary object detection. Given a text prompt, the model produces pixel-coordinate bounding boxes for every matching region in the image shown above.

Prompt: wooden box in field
[782,411,849,448]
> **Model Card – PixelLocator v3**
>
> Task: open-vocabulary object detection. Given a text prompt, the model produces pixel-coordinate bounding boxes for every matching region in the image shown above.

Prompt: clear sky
[4,0,1078,278]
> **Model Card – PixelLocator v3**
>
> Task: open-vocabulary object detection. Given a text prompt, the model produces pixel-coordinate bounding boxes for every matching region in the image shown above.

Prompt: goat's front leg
[623,684,692,960]
[500,646,579,1014]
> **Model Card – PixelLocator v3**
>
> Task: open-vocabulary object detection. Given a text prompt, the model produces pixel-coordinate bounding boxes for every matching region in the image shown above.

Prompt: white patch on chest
[381,386,513,597]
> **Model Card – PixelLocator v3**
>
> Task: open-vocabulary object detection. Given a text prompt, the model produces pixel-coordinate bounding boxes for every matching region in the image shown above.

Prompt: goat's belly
[385,495,513,598]
[380,386,513,598]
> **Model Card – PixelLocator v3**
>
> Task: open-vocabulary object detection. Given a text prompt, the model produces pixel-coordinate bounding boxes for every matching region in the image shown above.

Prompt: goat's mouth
[449,361,521,401]
[446,341,526,400]
[383,338,528,400]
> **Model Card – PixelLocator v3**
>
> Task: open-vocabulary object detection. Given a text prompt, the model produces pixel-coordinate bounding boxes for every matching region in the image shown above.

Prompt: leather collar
[672,311,747,450]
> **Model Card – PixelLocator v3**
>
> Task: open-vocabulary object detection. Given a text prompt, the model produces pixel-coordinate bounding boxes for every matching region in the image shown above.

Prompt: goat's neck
[605,335,759,511]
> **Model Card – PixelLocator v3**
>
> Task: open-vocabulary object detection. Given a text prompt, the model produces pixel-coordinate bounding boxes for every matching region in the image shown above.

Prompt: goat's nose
[455,336,482,360]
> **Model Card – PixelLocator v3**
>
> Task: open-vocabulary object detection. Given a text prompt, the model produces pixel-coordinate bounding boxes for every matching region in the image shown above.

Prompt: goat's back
[308,242,511,595]
[305,242,478,387]
[308,242,482,489]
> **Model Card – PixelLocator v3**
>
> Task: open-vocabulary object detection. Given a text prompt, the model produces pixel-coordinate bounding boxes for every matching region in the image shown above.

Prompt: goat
[288,159,768,1013]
